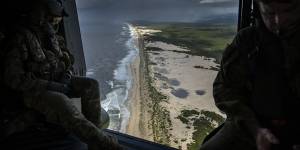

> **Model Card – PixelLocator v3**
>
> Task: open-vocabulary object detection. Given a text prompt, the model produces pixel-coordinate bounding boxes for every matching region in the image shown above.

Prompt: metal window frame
[62,0,87,76]
[238,0,254,31]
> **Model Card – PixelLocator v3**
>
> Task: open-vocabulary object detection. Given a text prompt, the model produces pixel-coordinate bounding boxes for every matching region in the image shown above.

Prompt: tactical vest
[20,25,67,81]
[0,25,71,137]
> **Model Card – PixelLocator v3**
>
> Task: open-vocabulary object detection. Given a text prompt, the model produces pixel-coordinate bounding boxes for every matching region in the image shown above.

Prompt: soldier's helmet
[44,0,68,17]
[26,0,68,17]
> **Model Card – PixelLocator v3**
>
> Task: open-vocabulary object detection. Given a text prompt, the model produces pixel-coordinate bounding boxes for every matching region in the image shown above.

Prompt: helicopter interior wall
[63,0,86,76]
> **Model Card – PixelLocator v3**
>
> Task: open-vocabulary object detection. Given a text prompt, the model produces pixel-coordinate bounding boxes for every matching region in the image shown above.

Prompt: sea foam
[101,23,139,132]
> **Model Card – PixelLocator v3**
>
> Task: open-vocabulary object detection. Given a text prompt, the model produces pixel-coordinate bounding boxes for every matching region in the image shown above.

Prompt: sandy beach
[126,25,225,149]
[126,28,153,141]
[126,55,141,136]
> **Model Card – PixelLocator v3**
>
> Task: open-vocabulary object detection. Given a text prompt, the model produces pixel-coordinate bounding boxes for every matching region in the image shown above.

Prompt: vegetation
[143,45,172,145]
[181,109,200,117]
[177,109,225,150]
[145,47,164,52]
[143,23,236,63]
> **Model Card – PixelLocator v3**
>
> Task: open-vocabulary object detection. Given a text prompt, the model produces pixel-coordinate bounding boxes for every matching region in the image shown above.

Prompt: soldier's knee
[84,78,99,90]
[71,77,100,98]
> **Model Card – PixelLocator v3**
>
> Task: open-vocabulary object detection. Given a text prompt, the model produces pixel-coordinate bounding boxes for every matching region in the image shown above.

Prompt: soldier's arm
[213,28,260,138]
[57,35,75,71]
[3,37,70,95]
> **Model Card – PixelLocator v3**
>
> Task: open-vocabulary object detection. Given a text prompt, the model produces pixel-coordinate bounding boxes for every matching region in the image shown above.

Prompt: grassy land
[141,23,236,63]
[143,44,172,145]
[177,109,225,150]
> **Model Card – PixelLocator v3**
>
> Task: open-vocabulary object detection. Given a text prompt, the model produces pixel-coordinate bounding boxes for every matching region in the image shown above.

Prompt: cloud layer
[75,0,238,24]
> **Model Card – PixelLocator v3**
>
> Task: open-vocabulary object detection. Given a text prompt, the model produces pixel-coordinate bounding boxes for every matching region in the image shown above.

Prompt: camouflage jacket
[3,23,74,95]
[213,26,300,138]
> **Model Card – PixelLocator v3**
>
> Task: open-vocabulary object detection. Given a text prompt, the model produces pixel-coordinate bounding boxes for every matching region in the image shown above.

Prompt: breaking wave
[101,23,139,132]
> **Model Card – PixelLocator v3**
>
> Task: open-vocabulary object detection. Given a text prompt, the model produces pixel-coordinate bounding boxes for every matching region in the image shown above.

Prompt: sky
[76,0,237,10]
[75,0,239,23]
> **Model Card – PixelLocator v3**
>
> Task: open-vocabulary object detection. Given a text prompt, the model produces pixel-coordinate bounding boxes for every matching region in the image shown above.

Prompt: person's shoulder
[238,26,256,34]
[231,26,257,49]
[222,26,257,62]
[236,26,257,41]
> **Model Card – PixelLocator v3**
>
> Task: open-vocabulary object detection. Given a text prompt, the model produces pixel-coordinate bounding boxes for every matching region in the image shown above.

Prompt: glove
[256,128,279,150]
[47,81,71,95]
[59,72,72,85]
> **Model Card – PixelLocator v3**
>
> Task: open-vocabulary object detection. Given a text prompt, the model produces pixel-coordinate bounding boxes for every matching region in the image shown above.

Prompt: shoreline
[126,55,141,136]
[126,27,153,141]
[128,26,173,145]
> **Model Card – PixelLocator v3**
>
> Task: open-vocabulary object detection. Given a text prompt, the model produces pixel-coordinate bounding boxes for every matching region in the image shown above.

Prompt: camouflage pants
[23,76,103,141]
[69,76,102,126]
[200,120,256,150]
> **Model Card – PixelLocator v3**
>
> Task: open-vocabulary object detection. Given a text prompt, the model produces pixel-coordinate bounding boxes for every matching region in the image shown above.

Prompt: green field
[141,23,236,63]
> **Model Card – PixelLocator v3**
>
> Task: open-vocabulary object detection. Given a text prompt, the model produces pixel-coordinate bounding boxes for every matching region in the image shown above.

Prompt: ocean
[83,21,139,132]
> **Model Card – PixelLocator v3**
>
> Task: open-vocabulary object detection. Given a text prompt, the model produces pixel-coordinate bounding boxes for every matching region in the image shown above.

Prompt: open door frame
[63,0,87,76]
[238,0,254,31]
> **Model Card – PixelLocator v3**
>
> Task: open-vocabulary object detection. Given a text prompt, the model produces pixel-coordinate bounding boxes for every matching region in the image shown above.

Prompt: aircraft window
[76,0,238,149]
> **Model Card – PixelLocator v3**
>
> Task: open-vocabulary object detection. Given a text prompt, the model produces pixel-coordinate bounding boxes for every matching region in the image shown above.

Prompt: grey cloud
[199,0,234,3]
[76,0,238,23]
[76,0,237,10]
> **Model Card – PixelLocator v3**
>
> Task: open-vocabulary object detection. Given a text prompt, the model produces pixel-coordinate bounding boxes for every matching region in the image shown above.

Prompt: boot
[99,108,110,129]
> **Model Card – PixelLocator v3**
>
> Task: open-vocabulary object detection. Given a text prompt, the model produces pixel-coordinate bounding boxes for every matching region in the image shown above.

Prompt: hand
[256,128,280,150]
[60,72,72,85]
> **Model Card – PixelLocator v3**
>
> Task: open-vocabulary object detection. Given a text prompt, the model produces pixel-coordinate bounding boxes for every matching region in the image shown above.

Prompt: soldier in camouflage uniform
[201,0,300,150]
[2,0,122,149]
